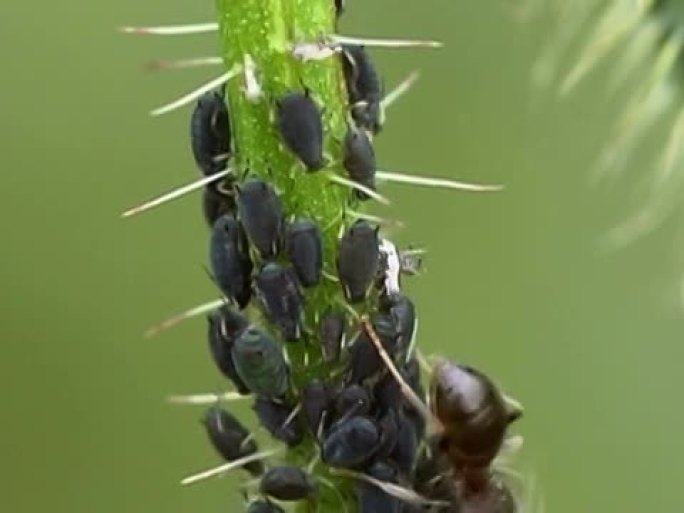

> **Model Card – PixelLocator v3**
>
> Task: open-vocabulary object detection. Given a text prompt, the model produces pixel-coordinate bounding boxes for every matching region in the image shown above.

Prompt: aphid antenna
[151,65,242,116]
[345,209,404,228]
[166,391,248,405]
[380,70,421,111]
[144,298,224,337]
[119,22,219,35]
[328,34,444,49]
[144,56,223,72]
[327,173,390,205]
[330,468,450,508]
[122,168,232,218]
[360,318,437,429]
[400,247,428,257]
[375,170,504,192]
[181,449,279,485]
[242,54,263,103]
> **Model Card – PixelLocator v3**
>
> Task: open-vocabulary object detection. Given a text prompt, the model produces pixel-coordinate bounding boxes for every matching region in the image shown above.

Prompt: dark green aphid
[301,379,331,436]
[322,415,379,468]
[357,461,400,513]
[254,262,304,342]
[347,314,398,383]
[380,292,416,357]
[253,396,304,447]
[260,466,318,501]
[207,306,250,394]
[276,90,326,172]
[190,90,231,177]
[202,187,235,227]
[209,214,253,308]
[342,124,376,200]
[236,179,284,259]
[203,406,263,476]
[319,309,345,363]
[337,220,380,303]
[285,218,323,287]
[246,500,284,513]
[231,327,289,398]
[341,45,382,134]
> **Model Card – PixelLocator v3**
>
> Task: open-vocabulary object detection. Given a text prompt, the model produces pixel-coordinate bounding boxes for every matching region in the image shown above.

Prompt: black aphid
[202,186,235,227]
[376,408,399,458]
[301,379,331,436]
[357,462,400,513]
[254,262,304,342]
[276,90,326,172]
[333,383,371,417]
[207,306,250,394]
[285,219,323,287]
[231,327,289,398]
[322,415,379,468]
[341,45,382,134]
[236,179,284,259]
[246,500,285,513]
[389,409,418,476]
[347,314,398,383]
[319,309,345,363]
[190,90,231,176]
[342,124,376,199]
[209,214,253,308]
[253,396,304,447]
[337,220,380,303]
[260,466,318,501]
[380,292,416,358]
[203,406,263,476]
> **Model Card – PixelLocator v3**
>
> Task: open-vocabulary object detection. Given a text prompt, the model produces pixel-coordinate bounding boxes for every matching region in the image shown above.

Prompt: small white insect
[378,238,402,295]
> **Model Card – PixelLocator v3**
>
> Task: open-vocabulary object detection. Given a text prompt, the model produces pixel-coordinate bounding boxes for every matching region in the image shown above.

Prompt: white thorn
[122,169,231,218]
[145,298,225,337]
[328,174,390,205]
[119,22,219,35]
[181,450,278,486]
[332,468,449,507]
[166,391,248,405]
[381,71,420,110]
[242,54,263,103]
[376,170,503,192]
[291,41,341,61]
[361,318,437,429]
[145,56,223,72]
[151,67,241,116]
[329,34,443,49]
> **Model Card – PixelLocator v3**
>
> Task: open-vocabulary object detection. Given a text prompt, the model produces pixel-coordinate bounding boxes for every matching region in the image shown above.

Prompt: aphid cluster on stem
[122,1,527,512]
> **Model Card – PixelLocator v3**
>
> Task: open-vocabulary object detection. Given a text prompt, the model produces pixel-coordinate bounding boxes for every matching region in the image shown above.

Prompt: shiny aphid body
[190,90,231,176]
[260,466,318,501]
[341,45,383,134]
[231,326,289,398]
[319,309,345,363]
[276,90,326,172]
[209,214,253,308]
[357,462,400,513]
[253,396,304,447]
[236,179,284,259]
[254,262,304,342]
[347,313,398,383]
[301,379,331,436]
[337,220,380,303]
[285,218,323,287]
[342,124,376,199]
[202,186,235,227]
[380,292,416,358]
[322,415,380,468]
[203,406,263,476]
[207,306,250,394]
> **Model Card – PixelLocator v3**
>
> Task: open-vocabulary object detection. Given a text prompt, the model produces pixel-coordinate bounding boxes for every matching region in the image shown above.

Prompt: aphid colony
[122,2,525,512]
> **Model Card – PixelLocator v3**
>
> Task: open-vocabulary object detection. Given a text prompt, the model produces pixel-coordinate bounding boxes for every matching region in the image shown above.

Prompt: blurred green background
[1,1,681,512]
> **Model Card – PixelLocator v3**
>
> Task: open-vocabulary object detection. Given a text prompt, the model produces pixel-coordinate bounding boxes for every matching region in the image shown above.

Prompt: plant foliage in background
[121,1,531,512]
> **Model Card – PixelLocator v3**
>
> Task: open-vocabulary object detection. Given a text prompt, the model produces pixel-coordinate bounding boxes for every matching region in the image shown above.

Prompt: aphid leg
[144,56,223,72]
[329,34,443,49]
[242,54,263,103]
[327,173,390,205]
[122,168,232,218]
[181,449,278,485]
[321,270,340,283]
[380,70,420,111]
[144,298,225,337]
[118,22,219,35]
[375,170,504,192]
[166,391,248,405]
[282,403,302,430]
[360,318,436,428]
[151,65,242,116]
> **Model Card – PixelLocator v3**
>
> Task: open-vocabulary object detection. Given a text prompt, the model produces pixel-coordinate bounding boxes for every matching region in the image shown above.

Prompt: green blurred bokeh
[1,1,681,512]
